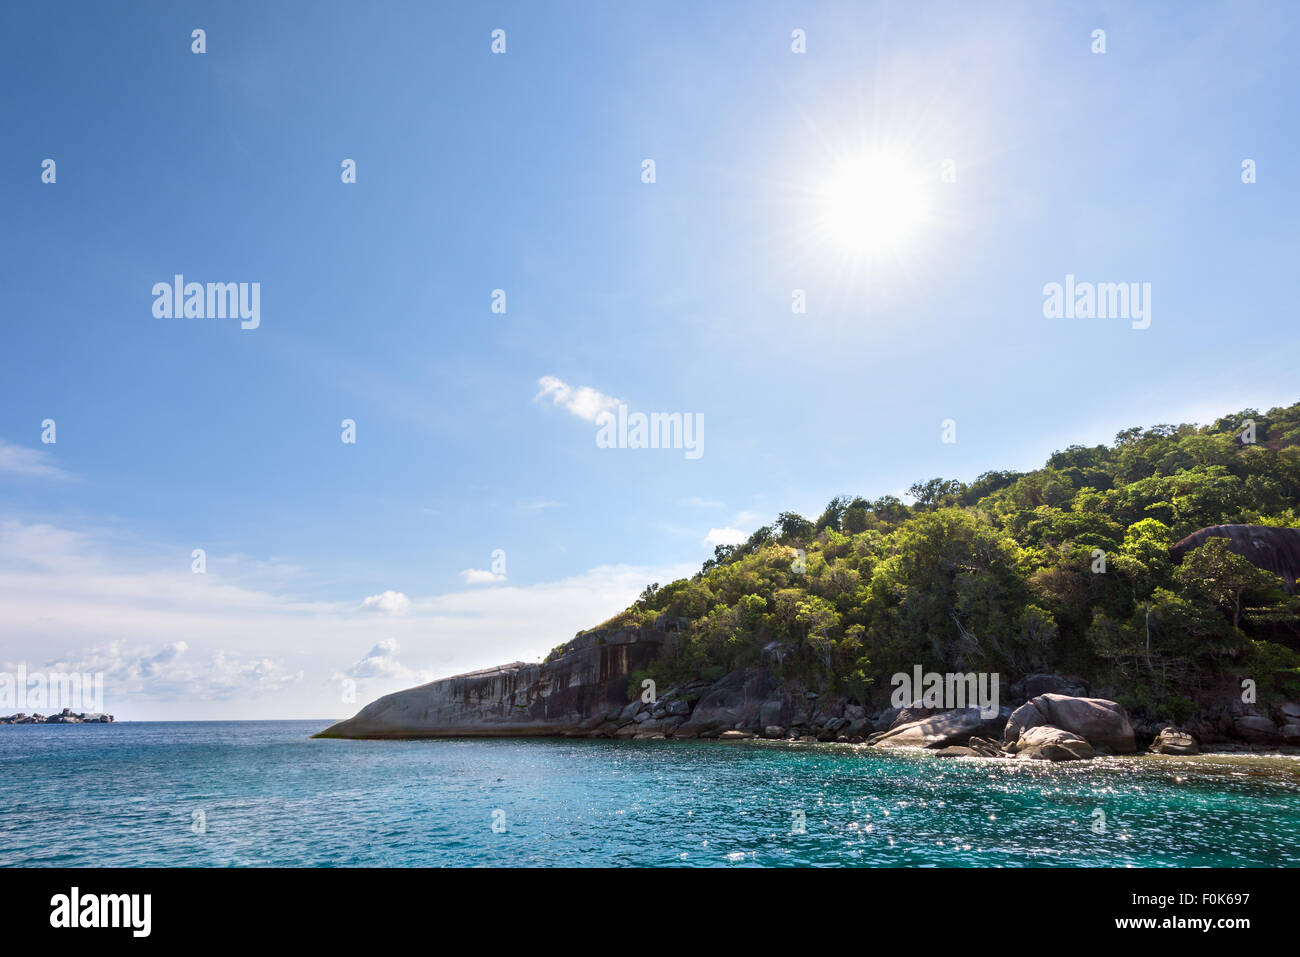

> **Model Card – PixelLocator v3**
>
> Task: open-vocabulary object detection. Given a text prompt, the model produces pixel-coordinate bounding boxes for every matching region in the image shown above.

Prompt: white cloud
[0,440,76,481]
[334,639,430,685]
[13,639,304,705]
[704,527,748,547]
[459,568,506,584]
[0,517,692,720]
[682,497,724,508]
[535,375,620,423]
[359,590,411,615]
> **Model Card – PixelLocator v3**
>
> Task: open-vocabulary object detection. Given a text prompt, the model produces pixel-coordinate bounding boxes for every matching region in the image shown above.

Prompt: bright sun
[814,151,932,261]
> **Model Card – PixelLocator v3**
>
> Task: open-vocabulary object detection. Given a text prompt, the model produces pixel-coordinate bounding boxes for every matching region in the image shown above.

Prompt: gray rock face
[758,699,784,728]
[673,667,783,738]
[315,626,661,738]
[1234,714,1281,744]
[871,707,1009,749]
[1009,725,1096,761]
[1004,693,1136,754]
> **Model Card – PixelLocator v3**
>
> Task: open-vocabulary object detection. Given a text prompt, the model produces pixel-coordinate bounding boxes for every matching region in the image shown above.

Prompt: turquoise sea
[1,720,1297,867]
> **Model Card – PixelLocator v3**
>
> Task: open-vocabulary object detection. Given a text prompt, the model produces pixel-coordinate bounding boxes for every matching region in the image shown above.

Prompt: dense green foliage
[610,403,1300,718]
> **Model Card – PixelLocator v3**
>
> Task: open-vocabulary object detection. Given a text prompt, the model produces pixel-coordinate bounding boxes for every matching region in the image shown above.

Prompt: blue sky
[2,1,1298,719]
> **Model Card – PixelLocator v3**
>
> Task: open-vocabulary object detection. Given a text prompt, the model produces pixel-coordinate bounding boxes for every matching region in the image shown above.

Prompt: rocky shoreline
[315,617,1300,761]
[0,708,115,725]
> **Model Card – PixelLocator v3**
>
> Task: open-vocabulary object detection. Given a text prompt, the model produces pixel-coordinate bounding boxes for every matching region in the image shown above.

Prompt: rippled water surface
[2,721,1297,866]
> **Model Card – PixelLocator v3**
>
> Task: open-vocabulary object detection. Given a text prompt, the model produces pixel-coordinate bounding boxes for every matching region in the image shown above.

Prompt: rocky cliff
[316,625,663,738]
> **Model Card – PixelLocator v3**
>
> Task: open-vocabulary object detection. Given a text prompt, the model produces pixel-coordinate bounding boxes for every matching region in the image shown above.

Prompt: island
[0,708,115,724]
[317,401,1300,760]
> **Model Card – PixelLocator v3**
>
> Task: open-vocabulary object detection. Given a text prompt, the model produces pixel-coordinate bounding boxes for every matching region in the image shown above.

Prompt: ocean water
[1,720,1297,867]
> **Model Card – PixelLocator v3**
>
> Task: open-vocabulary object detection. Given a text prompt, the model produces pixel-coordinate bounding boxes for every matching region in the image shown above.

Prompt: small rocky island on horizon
[0,708,115,725]
[318,402,1300,762]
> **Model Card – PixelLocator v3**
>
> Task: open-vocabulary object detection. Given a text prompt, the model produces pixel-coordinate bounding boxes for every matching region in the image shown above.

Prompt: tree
[743,525,774,552]
[907,478,963,509]
[843,497,871,534]
[775,511,814,545]
[870,495,910,524]
[815,496,851,532]
[1174,538,1286,631]
[795,596,841,669]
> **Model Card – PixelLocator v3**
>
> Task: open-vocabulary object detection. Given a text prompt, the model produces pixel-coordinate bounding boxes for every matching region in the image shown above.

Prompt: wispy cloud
[0,440,76,481]
[359,590,411,615]
[16,640,304,703]
[459,568,506,585]
[517,499,564,512]
[535,376,620,423]
[682,497,724,508]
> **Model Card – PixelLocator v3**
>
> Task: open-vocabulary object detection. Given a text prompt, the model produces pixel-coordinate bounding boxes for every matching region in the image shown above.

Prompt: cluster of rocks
[542,670,1167,763]
[1167,700,1300,747]
[917,693,1135,761]
[0,708,114,725]
[552,674,1296,764]
[575,667,910,743]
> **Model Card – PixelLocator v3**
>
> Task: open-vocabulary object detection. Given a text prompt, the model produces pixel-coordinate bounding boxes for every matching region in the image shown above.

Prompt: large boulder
[1274,703,1300,744]
[673,667,782,738]
[1010,725,1096,761]
[631,716,685,737]
[1234,714,1281,744]
[871,708,900,731]
[1148,727,1199,755]
[889,706,938,729]
[967,736,1006,757]
[757,699,784,727]
[1003,693,1135,753]
[934,746,979,758]
[871,707,1009,749]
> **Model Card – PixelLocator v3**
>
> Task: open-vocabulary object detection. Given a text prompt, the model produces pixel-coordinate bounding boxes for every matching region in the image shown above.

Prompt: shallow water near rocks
[1,720,1297,867]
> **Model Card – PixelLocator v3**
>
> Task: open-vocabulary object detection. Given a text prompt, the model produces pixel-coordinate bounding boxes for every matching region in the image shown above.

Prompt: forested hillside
[597,402,1300,723]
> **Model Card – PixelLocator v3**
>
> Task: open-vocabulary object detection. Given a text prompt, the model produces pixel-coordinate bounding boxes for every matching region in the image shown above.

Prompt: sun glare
[814,151,933,262]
